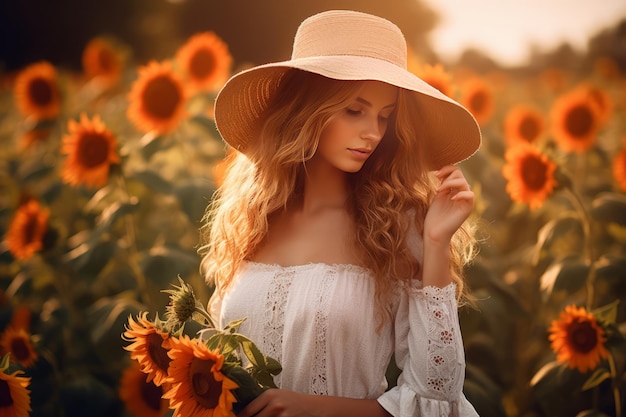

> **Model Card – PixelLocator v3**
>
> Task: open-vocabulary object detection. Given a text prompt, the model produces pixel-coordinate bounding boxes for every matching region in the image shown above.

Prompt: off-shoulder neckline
[244,261,372,275]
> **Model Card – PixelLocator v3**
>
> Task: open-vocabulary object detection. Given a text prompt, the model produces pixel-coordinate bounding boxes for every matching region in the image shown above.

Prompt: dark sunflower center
[98,49,116,72]
[0,380,13,407]
[520,155,548,191]
[140,379,163,411]
[189,49,216,80]
[519,116,540,142]
[564,105,593,139]
[142,75,181,119]
[77,133,110,168]
[146,333,170,372]
[470,91,488,113]
[190,357,222,409]
[567,319,598,354]
[28,78,53,107]
[23,213,41,244]
[10,337,30,361]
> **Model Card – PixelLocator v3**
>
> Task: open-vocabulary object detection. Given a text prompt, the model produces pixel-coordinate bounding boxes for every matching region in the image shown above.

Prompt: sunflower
[0,327,37,368]
[502,143,558,210]
[549,305,609,373]
[413,63,454,98]
[613,138,626,191]
[9,306,32,333]
[581,84,613,126]
[82,36,126,88]
[13,61,61,121]
[164,335,238,417]
[5,200,49,261]
[460,77,494,125]
[176,32,232,93]
[0,368,31,417]
[127,61,187,134]
[550,87,602,153]
[60,113,120,188]
[123,313,172,387]
[119,360,169,417]
[504,105,545,146]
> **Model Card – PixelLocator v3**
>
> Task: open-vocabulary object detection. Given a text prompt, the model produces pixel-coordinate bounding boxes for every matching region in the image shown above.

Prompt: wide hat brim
[214,13,481,170]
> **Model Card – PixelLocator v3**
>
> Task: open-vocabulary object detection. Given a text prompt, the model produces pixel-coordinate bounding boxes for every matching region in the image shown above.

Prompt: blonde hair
[199,69,476,322]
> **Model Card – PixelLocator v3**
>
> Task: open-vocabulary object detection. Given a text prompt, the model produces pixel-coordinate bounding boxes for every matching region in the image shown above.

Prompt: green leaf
[189,114,218,134]
[224,318,247,333]
[539,258,589,302]
[97,198,140,231]
[173,177,213,224]
[138,131,173,160]
[138,245,199,287]
[591,299,620,326]
[17,158,56,182]
[88,296,145,362]
[591,192,626,226]
[240,339,266,369]
[581,368,611,391]
[129,170,173,194]
[0,353,10,371]
[533,214,583,265]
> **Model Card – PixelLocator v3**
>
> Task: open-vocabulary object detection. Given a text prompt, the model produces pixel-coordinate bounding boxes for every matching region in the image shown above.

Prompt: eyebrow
[356,97,396,109]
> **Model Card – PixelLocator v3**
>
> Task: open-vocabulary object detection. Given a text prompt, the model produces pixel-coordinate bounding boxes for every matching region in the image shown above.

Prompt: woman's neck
[300,159,349,214]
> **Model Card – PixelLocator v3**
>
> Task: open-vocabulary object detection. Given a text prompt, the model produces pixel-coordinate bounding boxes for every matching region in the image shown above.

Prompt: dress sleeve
[376,282,478,417]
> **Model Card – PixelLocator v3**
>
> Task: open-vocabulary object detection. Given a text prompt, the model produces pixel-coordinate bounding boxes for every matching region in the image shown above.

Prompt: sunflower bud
[163,276,199,329]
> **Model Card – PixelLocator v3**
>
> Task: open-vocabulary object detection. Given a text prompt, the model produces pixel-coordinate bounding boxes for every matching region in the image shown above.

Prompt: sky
[420,0,626,66]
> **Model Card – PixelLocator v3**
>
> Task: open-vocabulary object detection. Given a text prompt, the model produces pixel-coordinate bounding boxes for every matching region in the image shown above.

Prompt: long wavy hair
[199,69,477,323]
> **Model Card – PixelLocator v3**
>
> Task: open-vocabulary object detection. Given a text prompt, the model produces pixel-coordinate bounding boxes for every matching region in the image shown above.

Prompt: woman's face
[312,81,397,173]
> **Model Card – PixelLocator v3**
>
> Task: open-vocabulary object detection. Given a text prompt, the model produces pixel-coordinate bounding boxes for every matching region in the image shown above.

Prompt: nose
[361,116,384,142]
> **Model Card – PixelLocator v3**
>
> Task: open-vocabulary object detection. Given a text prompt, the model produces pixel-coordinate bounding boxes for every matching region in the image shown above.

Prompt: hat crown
[291,10,408,69]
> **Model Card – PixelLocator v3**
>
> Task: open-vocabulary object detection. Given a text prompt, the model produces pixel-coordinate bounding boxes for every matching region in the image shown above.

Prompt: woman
[201,9,482,417]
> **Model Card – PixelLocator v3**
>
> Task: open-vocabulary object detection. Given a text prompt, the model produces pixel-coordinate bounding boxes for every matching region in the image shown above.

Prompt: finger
[436,178,469,192]
[450,190,474,202]
[238,394,269,417]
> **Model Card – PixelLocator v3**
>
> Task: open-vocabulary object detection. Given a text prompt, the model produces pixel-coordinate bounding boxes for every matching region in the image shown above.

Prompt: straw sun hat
[214,9,481,169]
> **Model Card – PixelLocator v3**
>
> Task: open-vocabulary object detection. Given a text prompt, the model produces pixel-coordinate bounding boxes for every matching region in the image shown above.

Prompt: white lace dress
[209,261,479,417]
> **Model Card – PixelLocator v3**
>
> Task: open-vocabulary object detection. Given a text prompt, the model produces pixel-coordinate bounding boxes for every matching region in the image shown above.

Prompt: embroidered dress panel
[213,261,479,417]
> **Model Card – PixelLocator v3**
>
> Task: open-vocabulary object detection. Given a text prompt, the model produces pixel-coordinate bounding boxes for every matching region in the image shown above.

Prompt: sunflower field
[1,6,625,417]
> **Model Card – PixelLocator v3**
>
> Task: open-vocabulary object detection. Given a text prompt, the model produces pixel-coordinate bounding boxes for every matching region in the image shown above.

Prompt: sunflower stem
[194,305,216,329]
[115,170,151,305]
[608,351,622,417]
[563,186,596,309]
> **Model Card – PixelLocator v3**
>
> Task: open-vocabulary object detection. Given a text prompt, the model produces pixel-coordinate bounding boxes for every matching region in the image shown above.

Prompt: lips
[347,148,372,160]
[348,148,372,155]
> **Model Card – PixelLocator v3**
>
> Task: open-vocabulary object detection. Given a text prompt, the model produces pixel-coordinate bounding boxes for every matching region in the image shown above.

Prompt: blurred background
[1,0,625,71]
[1,1,625,417]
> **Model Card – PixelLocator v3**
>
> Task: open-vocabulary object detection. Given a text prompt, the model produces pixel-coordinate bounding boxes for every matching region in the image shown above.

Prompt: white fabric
[210,261,479,416]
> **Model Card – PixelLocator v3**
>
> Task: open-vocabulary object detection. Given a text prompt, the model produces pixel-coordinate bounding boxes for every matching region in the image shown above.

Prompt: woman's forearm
[238,389,392,417]
[421,236,452,288]
[304,395,392,417]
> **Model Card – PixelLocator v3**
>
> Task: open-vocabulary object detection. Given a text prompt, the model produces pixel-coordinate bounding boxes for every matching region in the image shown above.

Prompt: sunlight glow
[421,0,626,66]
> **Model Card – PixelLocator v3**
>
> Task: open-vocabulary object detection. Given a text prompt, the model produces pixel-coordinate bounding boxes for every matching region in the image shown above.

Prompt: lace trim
[310,269,337,395]
[245,261,371,276]
[262,268,295,386]
[425,283,459,398]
